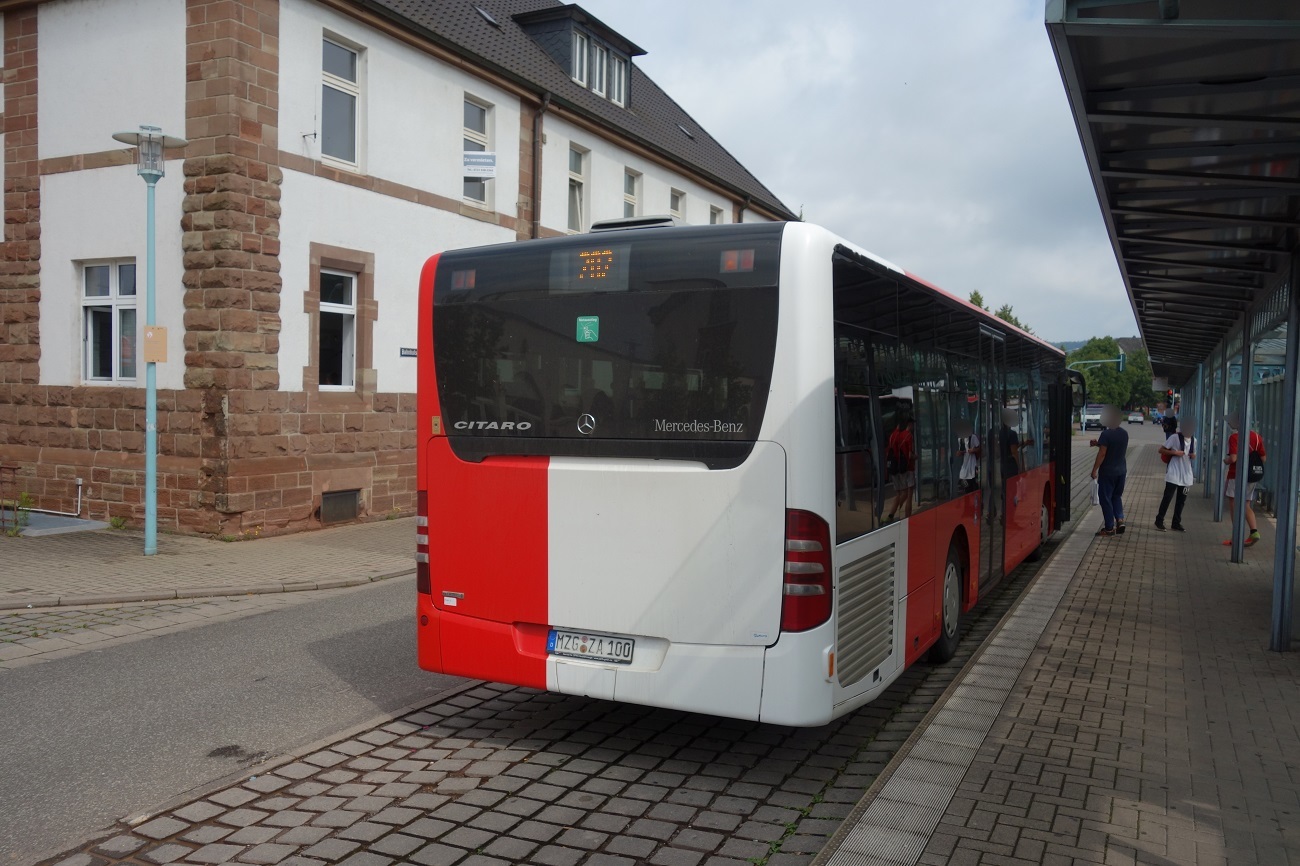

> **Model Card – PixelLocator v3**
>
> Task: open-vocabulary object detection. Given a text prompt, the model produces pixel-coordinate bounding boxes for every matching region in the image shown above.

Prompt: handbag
[1090,478,1100,505]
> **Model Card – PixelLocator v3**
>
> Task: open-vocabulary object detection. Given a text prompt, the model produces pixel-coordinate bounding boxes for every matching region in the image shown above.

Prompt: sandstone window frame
[80,259,139,385]
[304,244,377,399]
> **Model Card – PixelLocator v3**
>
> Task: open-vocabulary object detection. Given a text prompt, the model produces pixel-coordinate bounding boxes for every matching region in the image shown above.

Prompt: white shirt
[959,433,980,480]
[1163,433,1194,487]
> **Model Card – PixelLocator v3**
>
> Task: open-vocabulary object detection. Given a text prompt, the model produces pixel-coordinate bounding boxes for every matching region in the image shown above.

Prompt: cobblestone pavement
[0,518,415,610]
[905,444,1300,865]
[35,523,1073,866]
[0,584,379,671]
[31,447,1101,866]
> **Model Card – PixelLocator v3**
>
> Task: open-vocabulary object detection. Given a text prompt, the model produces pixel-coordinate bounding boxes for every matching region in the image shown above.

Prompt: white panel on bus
[546,443,785,647]
[554,662,616,702]
[614,644,765,720]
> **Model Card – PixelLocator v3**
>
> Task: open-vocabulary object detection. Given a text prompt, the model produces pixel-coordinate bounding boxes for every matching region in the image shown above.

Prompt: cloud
[582,0,1135,342]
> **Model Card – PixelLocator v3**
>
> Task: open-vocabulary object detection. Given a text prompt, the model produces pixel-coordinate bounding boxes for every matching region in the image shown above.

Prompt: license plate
[547,629,635,665]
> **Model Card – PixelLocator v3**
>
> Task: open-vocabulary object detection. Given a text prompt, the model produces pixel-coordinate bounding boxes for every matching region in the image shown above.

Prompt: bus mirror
[1065,370,1086,408]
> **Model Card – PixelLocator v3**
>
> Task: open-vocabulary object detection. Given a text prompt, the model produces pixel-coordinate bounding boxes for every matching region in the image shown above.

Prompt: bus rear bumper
[759,624,836,727]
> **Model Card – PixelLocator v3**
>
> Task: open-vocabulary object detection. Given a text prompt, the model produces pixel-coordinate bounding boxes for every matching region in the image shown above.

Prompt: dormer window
[611,56,628,106]
[517,6,644,109]
[592,44,608,97]
[572,31,588,86]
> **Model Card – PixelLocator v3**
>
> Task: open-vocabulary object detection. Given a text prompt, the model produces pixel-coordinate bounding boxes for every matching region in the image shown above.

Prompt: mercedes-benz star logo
[577,413,596,435]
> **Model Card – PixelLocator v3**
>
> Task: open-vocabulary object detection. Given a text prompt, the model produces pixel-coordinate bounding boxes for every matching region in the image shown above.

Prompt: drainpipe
[736,195,751,224]
[532,92,552,239]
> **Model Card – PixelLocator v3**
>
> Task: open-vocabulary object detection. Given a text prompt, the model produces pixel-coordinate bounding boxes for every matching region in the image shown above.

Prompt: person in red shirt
[1223,412,1266,546]
[886,414,916,523]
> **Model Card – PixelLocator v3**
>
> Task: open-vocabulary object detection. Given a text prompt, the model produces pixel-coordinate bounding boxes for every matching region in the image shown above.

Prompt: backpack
[1161,433,1184,465]
[1247,433,1266,482]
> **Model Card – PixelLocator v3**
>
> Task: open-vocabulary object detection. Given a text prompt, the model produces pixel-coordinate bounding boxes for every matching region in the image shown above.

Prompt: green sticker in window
[576,316,600,343]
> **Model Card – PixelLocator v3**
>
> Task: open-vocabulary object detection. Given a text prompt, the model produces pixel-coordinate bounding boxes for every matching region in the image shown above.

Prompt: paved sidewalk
[818,440,1300,865]
[0,517,416,610]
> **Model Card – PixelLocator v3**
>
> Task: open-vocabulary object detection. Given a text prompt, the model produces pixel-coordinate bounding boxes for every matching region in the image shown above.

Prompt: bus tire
[928,544,962,663]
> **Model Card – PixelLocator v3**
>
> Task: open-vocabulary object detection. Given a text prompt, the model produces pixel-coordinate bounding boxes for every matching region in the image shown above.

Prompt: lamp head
[112,125,188,180]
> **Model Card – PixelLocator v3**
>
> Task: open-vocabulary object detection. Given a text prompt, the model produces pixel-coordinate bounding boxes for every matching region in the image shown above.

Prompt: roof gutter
[532,92,552,240]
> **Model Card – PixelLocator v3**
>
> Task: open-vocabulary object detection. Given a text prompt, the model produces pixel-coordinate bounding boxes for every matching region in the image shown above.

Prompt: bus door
[979,324,1006,588]
[1050,370,1085,525]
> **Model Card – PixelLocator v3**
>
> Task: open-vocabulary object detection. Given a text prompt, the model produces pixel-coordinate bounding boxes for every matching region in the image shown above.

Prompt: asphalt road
[0,577,462,865]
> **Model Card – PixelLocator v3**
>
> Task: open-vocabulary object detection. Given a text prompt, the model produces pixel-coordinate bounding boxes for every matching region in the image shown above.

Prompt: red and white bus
[415,221,1076,726]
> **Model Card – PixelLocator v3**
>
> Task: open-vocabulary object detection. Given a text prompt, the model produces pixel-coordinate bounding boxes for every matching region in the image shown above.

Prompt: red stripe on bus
[425,444,550,688]
[417,253,548,689]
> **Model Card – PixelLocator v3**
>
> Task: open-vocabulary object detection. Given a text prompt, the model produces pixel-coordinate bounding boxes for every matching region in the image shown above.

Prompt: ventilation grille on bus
[836,543,896,687]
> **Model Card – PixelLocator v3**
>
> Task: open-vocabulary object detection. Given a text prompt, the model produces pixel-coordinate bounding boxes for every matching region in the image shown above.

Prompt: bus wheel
[1026,500,1050,562]
[928,545,962,663]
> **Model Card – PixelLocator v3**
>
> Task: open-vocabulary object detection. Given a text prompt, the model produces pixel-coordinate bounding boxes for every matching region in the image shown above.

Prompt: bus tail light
[416,491,431,596]
[781,509,832,632]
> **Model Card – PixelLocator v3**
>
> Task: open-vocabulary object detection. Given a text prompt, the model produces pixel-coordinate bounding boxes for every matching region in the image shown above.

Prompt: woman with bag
[1154,415,1193,532]
[1222,412,1266,546]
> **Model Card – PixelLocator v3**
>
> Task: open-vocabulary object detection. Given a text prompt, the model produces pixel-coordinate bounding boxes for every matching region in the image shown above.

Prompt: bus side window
[833,329,881,543]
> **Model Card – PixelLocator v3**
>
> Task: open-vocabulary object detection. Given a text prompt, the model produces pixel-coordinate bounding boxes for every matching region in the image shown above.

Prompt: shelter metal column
[1271,266,1299,651]
[1231,315,1255,563]
[1213,342,1229,516]
[1194,363,1205,487]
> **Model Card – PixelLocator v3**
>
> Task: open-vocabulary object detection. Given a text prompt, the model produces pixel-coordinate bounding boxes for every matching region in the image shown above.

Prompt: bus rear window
[432,225,782,465]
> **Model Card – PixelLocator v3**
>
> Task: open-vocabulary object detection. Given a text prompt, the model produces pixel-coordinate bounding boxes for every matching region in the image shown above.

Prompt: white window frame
[623,169,640,219]
[611,56,628,106]
[321,35,362,169]
[592,44,608,97]
[463,96,492,207]
[81,259,138,384]
[568,147,587,233]
[669,188,685,219]
[318,269,357,390]
[571,31,589,86]
[710,205,724,225]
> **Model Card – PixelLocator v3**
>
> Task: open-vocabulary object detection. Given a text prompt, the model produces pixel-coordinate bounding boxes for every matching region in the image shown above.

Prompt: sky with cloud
[581,0,1138,343]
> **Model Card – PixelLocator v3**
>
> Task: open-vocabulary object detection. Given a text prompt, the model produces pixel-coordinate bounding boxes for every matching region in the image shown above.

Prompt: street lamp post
[112,125,187,556]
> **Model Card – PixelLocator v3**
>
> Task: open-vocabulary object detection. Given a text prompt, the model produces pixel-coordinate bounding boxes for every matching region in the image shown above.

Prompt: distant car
[1127,412,1144,425]
[1083,405,1104,430]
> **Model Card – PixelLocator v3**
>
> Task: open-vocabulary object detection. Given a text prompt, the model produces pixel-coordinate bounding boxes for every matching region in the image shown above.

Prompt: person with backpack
[1222,412,1266,546]
[1154,415,1194,532]
[886,414,916,523]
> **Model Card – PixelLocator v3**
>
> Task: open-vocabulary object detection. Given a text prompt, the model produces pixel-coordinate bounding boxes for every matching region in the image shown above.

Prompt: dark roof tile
[361,0,795,218]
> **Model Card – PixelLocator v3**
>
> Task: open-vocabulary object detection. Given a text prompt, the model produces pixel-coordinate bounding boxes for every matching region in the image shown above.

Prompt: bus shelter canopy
[1047,0,1300,384]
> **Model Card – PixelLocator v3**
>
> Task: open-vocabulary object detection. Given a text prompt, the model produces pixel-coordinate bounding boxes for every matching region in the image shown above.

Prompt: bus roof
[817,225,1065,363]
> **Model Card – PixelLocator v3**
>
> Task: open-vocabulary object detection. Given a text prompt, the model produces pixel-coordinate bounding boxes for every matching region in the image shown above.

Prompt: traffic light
[1118,352,1126,373]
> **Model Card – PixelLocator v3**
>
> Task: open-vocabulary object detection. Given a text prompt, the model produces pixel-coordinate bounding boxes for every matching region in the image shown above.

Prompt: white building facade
[0,0,794,535]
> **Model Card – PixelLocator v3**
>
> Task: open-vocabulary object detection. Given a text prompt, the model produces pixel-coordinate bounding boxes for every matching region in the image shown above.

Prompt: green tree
[1121,347,1162,410]
[994,303,1033,334]
[1067,336,1127,406]
[969,290,988,310]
